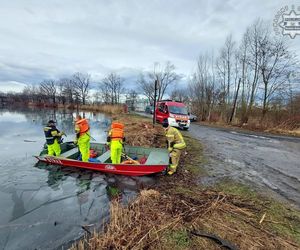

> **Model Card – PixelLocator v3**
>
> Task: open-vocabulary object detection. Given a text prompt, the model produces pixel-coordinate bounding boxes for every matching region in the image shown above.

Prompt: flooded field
[0,107,154,250]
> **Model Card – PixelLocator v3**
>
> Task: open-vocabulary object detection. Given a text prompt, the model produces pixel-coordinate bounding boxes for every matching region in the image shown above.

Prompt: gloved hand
[168,147,173,153]
[74,139,78,145]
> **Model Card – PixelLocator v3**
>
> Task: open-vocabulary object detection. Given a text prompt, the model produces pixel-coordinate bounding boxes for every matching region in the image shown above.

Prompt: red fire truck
[155,100,190,130]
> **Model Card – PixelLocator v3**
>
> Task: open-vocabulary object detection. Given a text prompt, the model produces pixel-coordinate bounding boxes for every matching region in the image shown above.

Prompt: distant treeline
[0,72,139,110]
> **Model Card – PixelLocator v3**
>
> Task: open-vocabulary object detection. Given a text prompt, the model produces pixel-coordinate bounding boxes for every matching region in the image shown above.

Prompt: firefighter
[107,122,125,164]
[74,115,90,162]
[162,120,186,175]
[44,120,64,156]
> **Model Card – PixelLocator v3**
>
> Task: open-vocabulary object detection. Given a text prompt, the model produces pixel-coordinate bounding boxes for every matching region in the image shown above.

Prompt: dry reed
[71,188,299,250]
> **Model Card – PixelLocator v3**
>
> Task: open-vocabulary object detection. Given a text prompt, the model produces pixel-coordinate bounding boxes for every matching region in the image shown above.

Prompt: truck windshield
[169,106,188,115]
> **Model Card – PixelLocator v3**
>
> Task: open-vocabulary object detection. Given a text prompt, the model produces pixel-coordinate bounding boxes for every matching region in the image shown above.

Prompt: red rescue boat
[35,142,169,176]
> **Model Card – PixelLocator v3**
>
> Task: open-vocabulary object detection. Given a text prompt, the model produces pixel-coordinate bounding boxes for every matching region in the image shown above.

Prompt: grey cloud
[0,0,299,93]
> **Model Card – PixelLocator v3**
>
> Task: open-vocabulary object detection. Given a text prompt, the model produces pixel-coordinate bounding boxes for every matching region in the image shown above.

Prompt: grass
[181,133,208,176]
[216,180,300,245]
[106,186,121,199]
[164,229,191,249]
[216,180,259,200]
[71,113,300,250]
[265,201,300,244]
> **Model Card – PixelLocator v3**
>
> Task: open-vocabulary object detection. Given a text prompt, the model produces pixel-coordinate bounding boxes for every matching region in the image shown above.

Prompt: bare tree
[229,78,241,123]
[125,89,138,110]
[227,50,242,123]
[239,27,251,123]
[258,36,294,119]
[216,53,227,106]
[170,87,189,103]
[138,61,180,103]
[23,84,40,103]
[72,72,90,105]
[243,20,265,123]
[99,72,124,104]
[152,62,180,101]
[224,35,236,104]
[58,78,74,105]
[194,55,209,119]
[136,73,154,104]
[98,81,110,104]
[39,79,57,104]
[216,35,236,122]
[189,53,217,121]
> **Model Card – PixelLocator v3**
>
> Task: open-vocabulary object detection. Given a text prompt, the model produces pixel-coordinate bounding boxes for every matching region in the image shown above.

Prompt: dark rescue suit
[44,125,63,156]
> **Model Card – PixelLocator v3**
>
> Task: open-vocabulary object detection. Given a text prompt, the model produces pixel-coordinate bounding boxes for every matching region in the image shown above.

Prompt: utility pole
[153,79,158,127]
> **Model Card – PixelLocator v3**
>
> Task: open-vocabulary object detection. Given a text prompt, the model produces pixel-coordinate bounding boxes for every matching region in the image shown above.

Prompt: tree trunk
[229,78,241,123]
[262,81,268,120]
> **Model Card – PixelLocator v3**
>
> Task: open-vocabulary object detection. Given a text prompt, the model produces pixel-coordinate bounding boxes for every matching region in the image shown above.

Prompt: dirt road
[189,124,300,208]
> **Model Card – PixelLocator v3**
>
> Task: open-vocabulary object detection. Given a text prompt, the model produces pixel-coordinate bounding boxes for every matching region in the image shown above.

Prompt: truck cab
[155,100,190,130]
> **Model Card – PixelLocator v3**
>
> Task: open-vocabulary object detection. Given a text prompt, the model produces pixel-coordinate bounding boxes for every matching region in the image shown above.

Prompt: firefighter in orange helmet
[107,122,125,164]
[74,115,90,162]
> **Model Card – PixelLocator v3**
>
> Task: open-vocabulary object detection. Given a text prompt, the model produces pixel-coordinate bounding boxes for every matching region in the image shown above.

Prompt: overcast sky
[0,0,299,92]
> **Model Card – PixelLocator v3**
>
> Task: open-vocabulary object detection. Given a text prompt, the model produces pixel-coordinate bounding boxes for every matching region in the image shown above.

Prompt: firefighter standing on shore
[74,115,90,162]
[162,120,186,175]
[107,122,125,164]
[44,120,64,156]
